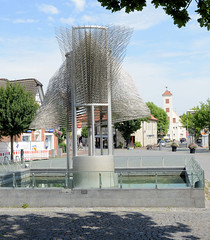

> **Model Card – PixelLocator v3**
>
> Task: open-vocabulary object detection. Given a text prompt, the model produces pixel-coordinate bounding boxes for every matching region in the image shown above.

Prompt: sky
[0,0,209,116]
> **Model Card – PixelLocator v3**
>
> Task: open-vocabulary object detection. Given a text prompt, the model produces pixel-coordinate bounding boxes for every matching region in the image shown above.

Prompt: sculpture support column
[100,112,103,155]
[107,50,113,155]
[66,131,71,187]
[71,27,77,157]
[91,105,95,156]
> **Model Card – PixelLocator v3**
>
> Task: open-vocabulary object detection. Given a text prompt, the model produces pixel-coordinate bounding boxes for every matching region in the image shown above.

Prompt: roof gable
[162,89,172,96]
[0,78,9,88]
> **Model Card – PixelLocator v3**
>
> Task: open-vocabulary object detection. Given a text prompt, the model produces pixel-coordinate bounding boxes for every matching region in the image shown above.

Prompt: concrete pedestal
[72,155,116,188]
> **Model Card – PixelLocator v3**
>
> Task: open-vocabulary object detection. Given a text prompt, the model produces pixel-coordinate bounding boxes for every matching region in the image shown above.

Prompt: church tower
[162,87,173,139]
[162,87,186,141]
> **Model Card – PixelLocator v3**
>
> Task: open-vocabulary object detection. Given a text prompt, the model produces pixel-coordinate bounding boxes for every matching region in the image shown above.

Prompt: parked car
[196,139,202,147]
[180,138,186,143]
[158,140,166,147]
[164,139,170,143]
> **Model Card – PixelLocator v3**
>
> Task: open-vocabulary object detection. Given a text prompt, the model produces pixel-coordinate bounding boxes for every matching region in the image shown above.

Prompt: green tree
[192,99,210,149]
[54,127,67,144]
[81,125,88,138]
[180,112,201,140]
[146,102,169,136]
[98,0,210,30]
[114,118,147,147]
[0,82,39,161]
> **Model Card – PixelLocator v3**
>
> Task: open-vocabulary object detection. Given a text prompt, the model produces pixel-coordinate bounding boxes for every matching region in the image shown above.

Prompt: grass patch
[22,203,29,209]
[205,180,210,200]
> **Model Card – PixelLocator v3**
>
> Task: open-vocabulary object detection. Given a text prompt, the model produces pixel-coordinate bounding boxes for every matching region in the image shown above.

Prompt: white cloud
[82,14,96,22]
[60,17,75,25]
[16,11,25,15]
[0,51,62,93]
[191,37,210,50]
[94,3,168,30]
[48,16,54,22]
[124,58,171,107]
[157,51,203,58]
[70,0,86,11]
[123,56,210,115]
[13,19,39,23]
[1,17,10,21]
[113,10,166,30]
[38,4,59,15]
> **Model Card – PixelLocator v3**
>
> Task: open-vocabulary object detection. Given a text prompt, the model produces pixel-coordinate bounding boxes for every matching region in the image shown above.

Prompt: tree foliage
[180,112,201,140]
[114,118,148,146]
[192,99,210,149]
[81,125,88,138]
[0,82,39,161]
[146,102,169,136]
[54,127,67,145]
[180,99,210,149]
[98,0,210,30]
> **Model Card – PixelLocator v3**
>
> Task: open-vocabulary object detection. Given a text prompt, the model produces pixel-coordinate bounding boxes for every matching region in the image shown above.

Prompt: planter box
[190,148,196,154]
[172,146,177,152]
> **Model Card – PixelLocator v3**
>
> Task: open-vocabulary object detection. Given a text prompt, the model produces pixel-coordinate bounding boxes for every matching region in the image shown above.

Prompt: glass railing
[0,161,24,174]
[185,157,204,188]
[0,155,193,170]
[114,155,189,168]
[0,169,204,189]
[0,155,204,189]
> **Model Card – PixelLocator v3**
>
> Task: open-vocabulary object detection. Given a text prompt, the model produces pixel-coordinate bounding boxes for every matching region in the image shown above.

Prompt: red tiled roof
[162,90,172,96]
[0,78,43,98]
[0,78,9,88]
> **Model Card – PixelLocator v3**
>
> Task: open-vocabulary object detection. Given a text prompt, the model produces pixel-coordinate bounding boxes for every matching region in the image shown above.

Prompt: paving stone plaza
[0,207,209,239]
[0,148,209,239]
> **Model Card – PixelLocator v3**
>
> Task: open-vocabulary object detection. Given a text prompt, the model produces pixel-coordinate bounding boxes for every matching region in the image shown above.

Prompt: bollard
[120,173,122,189]
[99,173,102,189]
[13,173,16,188]
[65,172,68,188]
[32,173,35,188]
[155,173,158,189]
[191,172,194,188]
[21,149,24,164]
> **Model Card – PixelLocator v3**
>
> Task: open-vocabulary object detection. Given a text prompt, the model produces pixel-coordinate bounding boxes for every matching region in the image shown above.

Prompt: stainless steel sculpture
[31,25,150,187]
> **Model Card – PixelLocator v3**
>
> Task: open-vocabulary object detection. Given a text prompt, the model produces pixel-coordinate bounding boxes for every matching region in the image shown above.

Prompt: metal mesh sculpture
[30,25,150,132]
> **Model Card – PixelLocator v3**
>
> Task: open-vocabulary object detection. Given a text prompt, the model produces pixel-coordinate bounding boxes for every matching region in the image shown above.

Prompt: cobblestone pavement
[0,207,209,240]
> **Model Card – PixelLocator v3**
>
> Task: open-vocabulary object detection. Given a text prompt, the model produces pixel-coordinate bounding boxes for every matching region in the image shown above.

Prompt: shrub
[135,141,142,148]
[118,142,123,148]
[22,203,28,209]
[59,142,66,153]
[188,143,198,149]
[171,142,179,147]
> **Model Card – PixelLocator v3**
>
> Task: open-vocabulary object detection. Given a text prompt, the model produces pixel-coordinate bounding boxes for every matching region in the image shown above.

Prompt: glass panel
[142,156,163,167]
[127,157,141,168]
[119,172,156,189]
[164,156,185,167]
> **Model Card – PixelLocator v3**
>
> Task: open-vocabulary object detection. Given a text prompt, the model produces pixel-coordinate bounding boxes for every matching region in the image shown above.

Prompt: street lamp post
[187,109,195,146]
[159,126,162,151]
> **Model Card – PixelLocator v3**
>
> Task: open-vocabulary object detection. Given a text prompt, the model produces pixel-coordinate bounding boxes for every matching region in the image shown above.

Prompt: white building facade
[132,115,158,147]
[162,89,186,141]
[115,115,158,147]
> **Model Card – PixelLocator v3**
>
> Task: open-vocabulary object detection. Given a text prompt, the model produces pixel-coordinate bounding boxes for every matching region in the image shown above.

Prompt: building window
[44,134,54,149]
[166,108,170,112]
[35,130,41,141]
[168,117,170,121]
[173,118,176,123]
[165,99,169,104]
[22,136,30,142]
